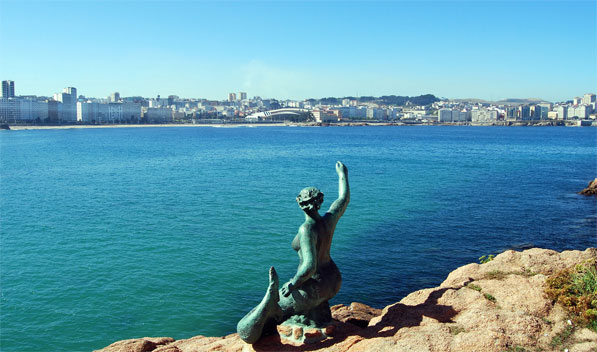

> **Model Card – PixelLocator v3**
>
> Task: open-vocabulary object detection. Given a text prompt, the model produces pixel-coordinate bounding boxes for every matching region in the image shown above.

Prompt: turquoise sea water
[1,126,596,351]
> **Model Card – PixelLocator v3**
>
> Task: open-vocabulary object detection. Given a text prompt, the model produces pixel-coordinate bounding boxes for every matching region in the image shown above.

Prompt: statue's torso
[292,218,334,276]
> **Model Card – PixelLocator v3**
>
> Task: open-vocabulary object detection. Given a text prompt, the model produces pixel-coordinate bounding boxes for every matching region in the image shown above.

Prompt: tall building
[64,87,77,101]
[582,93,596,105]
[228,93,237,102]
[54,87,78,121]
[531,105,543,120]
[239,92,247,101]
[110,92,120,103]
[505,107,518,120]
[2,80,15,98]
[518,105,531,120]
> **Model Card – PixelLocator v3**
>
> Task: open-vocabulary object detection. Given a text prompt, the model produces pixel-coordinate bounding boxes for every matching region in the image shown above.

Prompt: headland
[96,247,597,352]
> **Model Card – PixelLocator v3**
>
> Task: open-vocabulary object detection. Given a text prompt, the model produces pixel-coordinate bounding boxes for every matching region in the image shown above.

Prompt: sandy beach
[3,120,591,131]
[5,123,290,131]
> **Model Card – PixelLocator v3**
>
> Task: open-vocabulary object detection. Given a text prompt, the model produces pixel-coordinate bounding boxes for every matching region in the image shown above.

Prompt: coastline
[3,120,595,131]
[5,123,288,130]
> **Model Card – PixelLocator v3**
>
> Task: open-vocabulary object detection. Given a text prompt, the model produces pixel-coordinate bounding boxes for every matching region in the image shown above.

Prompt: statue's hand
[336,161,347,175]
[281,282,294,297]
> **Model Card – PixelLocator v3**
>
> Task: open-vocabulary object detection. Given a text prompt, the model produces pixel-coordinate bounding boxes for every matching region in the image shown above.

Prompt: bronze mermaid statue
[237,161,350,344]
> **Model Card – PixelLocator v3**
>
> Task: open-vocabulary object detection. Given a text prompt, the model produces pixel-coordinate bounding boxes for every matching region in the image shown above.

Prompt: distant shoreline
[5,123,287,131]
[3,120,594,131]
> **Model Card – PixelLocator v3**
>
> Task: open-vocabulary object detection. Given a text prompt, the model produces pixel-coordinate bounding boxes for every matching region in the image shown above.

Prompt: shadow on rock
[367,287,458,336]
[252,287,458,351]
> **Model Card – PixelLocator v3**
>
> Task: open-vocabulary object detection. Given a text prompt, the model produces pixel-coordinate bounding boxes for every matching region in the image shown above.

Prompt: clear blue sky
[1,0,595,102]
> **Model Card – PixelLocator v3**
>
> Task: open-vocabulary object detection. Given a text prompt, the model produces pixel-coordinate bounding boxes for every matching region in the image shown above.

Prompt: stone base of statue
[276,317,336,344]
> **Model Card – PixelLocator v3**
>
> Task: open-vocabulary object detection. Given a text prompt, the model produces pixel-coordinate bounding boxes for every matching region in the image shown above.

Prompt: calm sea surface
[1,126,596,351]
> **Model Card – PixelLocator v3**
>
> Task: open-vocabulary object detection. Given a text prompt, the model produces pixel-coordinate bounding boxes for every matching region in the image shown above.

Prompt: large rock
[96,248,597,352]
[331,302,383,328]
[580,178,597,196]
[97,337,174,352]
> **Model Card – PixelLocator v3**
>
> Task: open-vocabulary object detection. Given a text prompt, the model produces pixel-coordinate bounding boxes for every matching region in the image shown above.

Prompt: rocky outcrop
[96,248,597,352]
[331,302,383,328]
[580,178,597,196]
[97,337,175,352]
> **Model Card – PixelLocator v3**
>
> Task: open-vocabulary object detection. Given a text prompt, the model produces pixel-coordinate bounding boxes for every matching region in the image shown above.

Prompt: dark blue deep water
[1,126,596,351]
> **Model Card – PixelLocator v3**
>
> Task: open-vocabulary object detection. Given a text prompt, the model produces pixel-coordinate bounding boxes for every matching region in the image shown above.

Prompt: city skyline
[3,77,593,104]
[0,1,595,102]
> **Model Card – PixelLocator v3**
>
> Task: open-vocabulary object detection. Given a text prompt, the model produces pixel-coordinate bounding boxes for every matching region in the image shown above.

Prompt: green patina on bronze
[236,161,350,344]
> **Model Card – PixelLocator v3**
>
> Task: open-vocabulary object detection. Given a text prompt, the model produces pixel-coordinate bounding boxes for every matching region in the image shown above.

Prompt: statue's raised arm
[326,161,350,222]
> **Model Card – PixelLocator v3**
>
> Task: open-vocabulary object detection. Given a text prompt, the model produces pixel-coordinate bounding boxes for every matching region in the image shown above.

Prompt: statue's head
[296,187,324,212]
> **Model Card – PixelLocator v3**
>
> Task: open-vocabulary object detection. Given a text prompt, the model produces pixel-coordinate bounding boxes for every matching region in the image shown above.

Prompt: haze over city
[0,0,595,102]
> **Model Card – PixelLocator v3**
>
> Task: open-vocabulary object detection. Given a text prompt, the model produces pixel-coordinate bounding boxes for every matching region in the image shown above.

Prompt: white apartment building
[1,97,50,121]
[77,102,140,123]
[555,106,567,120]
[78,102,98,122]
[109,102,141,122]
[438,109,470,122]
[471,109,498,122]
[143,107,173,123]
[567,105,590,119]
[387,108,400,120]
[366,108,387,120]
[122,102,141,121]
[338,106,367,119]
[53,89,77,121]
[19,99,48,120]
[286,101,303,108]
[61,103,77,121]
[402,108,431,120]
[312,110,337,122]
[108,103,122,121]
[0,98,19,121]
[454,110,471,122]
[582,93,596,105]
[438,109,452,122]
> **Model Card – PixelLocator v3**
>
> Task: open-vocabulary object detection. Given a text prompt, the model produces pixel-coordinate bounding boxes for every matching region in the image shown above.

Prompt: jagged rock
[95,337,174,352]
[97,248,597,352]
[331,302,383,328]
[580,178,597,196]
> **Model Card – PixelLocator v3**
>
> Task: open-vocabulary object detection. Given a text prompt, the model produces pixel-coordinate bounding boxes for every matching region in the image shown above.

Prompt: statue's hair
[296,187,324,210]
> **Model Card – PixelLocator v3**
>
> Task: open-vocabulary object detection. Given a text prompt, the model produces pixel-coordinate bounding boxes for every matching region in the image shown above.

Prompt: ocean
[1,126,596,351]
